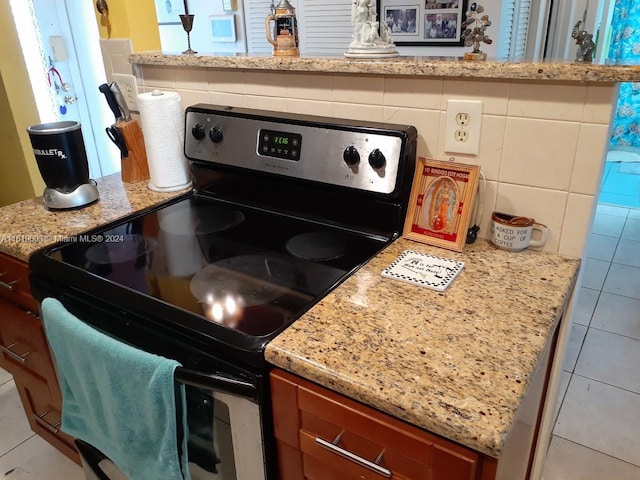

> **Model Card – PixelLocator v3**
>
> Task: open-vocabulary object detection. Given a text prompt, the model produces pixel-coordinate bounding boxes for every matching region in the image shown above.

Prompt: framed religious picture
[403,157,479,252]
[378,0,467,46]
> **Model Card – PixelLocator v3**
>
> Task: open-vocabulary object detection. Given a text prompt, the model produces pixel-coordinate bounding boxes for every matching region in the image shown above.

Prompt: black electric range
[29,105,417,480]
[30,105,417,369]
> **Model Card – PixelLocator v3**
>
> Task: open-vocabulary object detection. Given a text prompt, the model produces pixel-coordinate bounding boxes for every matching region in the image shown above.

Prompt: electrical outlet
[455,112,470,126]
[112,73,139,112]
[444,99,483,155]
[454,129,468,142]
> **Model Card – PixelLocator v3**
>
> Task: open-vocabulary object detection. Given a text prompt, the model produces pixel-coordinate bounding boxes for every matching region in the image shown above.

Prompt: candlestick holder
[179,14,197,54]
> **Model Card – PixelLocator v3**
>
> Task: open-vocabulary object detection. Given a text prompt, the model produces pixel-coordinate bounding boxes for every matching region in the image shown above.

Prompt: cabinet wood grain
[0,252,79,464]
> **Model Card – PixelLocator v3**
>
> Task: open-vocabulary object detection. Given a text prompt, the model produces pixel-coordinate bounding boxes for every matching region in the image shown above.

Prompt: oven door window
[187,386,264,480]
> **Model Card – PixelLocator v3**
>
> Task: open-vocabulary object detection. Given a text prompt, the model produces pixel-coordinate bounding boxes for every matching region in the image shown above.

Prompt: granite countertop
[0,174,191,262]
[130,52,640,83]
[265,238,580,458]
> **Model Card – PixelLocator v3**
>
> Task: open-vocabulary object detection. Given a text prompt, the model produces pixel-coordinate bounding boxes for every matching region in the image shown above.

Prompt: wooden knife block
[115,119,150,183]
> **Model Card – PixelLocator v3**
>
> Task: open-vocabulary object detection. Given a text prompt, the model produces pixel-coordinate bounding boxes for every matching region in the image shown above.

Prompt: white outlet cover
[112,73,139,112]
[444,99,483,155]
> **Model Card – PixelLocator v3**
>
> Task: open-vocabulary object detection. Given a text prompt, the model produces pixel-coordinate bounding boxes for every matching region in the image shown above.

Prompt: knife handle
[115,119,150,183]
[98,83,122,122]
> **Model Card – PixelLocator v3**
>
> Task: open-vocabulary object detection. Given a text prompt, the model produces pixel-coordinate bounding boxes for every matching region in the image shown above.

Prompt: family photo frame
[377,0,467,46]
[403,158,479,252]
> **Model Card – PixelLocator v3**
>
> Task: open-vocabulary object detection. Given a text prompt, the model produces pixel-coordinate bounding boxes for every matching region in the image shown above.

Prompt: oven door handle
[175,367,256,398]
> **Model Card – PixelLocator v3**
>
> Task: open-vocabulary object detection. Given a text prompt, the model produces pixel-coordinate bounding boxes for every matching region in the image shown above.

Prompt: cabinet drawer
[0,301,51,378]
[272,369,479,480]
[10,358,79,464]
[0,252,37,311]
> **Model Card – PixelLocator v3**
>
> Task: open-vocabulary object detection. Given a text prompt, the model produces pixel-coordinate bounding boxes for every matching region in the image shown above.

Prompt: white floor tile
[0,367,13,386]
[603,263,640,299]
[571,287,599,326]
[575,329,640,394]
[561,323,587,373]
[0,381,34,457]
[585,233,619,262]
[621,217,640,240]
[0,434,84,480]
[554,375,640,466]
[591,292,640,340]
[542,436,640,480]
[552,371,571,427]
[580,258,610,291]
[613,238,640,268]
[628,208,640,220]
[591,213,627,237]
[596,204,630,218]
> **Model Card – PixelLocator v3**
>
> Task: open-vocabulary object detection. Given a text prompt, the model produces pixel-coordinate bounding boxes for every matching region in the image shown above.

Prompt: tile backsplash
[137,66,617,259]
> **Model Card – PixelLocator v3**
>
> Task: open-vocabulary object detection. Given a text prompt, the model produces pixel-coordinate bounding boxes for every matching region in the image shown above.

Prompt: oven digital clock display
[258,129,302,161]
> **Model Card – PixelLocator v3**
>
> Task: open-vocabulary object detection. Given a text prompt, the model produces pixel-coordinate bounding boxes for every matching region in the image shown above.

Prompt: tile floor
[541,203,640,479]
[1,206,639,479]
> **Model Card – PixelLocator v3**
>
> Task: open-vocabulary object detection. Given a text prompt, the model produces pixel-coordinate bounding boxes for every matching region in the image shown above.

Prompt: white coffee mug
[490,212,549,252]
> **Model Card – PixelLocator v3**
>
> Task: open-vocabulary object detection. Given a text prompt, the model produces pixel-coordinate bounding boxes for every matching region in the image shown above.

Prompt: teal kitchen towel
[41,298,191,480]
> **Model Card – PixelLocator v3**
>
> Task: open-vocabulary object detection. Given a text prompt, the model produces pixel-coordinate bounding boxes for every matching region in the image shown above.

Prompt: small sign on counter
[381,250,464,292]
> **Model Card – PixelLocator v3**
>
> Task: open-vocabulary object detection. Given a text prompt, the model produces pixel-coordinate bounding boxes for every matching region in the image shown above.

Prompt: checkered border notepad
[381,250,464,292]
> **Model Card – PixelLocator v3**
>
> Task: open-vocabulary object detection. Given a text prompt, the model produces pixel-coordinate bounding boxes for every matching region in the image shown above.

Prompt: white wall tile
[558,193,595,258]
[441,79,510,115]
[382,107,440,159]
[174,68,208,91]
[242,95,284,111]
[332,103,383,122]
[332,74,384,105]
[175,89,208,111]
[207,91,247,107]
[477,179,498,241]
[207,69,246,94]
[582,83,617,124]
[508,82,586,121]
[384,76,442,110]
[245,71,287,97]
[141,65,176,89]
[500,118,580,190]
[494,183,568,253]
[287,99,333,116]
[286,72,332,100]
[570,123,609,195]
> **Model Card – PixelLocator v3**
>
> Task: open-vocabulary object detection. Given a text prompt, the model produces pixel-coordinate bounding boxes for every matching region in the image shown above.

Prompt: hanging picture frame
[378,0,467,46]
[154,0,185,25]
[403,157,479,252]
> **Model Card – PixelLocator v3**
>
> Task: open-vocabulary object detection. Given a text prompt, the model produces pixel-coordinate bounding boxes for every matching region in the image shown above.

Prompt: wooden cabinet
[271,368,498,480]
[0,252,79,464]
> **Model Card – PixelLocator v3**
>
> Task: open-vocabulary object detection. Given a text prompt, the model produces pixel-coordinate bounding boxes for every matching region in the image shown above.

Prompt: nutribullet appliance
[27,121,100,210]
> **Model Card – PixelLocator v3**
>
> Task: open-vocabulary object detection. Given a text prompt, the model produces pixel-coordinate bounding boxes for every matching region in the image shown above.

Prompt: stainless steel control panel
[184,106,413,195]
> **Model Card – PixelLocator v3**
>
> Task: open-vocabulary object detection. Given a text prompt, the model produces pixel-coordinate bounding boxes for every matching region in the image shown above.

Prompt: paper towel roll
[138,90,191,192]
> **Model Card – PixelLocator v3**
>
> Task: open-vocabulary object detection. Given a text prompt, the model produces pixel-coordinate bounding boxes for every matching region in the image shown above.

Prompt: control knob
[342,145,360,166]
[368,148,386,170]
[209,126,224,143]
[191,123,206,140]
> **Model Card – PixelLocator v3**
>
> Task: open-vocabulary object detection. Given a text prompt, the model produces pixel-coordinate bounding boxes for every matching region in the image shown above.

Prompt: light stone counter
[265,237,579,458]
[131,52,640,83]
[0,174,191,262]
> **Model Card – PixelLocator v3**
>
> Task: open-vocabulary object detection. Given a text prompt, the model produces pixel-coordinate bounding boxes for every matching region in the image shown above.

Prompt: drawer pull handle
[0,342,32,363]
[33,411,61,434]
[0,272,18,291]
[316,432,391,478]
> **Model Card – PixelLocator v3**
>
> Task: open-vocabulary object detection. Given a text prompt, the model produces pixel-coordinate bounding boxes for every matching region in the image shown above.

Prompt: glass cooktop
[46,195,388,338]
